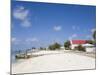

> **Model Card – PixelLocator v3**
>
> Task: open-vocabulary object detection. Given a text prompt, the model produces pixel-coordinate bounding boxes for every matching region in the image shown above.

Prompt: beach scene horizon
[11,0,96,74]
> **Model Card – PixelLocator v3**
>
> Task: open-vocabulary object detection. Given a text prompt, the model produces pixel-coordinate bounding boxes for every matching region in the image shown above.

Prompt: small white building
[70,40,95,52]
[70,40,87,49]
[82,43,95,52]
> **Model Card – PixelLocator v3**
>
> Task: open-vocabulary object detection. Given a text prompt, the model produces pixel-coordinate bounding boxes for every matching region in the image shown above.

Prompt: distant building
[70,40,95,52]
[70,40,87,49]
[82,43,95,52]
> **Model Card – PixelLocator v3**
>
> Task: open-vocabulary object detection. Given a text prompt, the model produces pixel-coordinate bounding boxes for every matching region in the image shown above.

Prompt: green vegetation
[75,44,85,52]
[86,30,96,45]
[86,40,94,44]
[64,40,71,50]
[39,47,46,50]
[93,30,96,40]
[32,47,36,49]
[93,30,96,45]
[48,42,61,50]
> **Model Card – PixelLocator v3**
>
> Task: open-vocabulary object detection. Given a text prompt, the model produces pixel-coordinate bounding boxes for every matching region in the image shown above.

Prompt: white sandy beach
[12,50,95,74]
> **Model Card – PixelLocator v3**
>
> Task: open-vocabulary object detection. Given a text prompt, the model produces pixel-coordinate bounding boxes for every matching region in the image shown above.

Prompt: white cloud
[11,37,20,45]
[72,25,79,30]
[13,6,29,20]
[12,37,39,45]
[13,6,31,27]
[69,34,77,40]
[72,34,77,37]
[26,37,39,42]
[54,26,62,31]
[86,35,92,39]
[91,28,96,33]
[21,20,31,27]
[11,37,16,42]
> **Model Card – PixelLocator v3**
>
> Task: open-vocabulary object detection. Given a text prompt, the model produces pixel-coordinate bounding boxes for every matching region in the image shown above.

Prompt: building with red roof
[71,40,87,44]
[70,40,87,49]
[70,40,95,52]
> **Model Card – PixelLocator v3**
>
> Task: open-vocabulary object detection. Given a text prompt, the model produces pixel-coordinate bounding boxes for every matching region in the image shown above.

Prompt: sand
[12,50,95,74]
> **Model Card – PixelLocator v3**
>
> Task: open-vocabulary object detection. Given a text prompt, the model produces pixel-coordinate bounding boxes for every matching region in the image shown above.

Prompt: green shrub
[48,42,61,50]
[64,40,71,50]
[75,45,85,52]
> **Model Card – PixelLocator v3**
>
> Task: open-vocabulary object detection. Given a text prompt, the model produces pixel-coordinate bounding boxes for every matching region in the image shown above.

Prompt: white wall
[86,47,96,52]
[71,44,78,49]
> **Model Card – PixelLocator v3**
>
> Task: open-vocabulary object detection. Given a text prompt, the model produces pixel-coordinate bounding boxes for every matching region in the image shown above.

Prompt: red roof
[71,40,87,44]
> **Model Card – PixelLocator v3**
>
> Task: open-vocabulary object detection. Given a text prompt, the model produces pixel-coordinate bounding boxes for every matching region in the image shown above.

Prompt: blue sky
[11,1,96,51]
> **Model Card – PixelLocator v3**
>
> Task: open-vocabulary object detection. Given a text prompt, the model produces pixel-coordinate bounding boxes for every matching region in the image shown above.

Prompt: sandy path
[12,50,95,74]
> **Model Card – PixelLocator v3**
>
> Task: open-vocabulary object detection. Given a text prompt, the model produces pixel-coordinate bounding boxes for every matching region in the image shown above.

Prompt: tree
[86,40,94,44]
[64,40,71,50]
[39,47,46,50]
[48,45,55,50]
[75,44,85,52]
[54,42,61,49]
[93,30,96,45]
[93,30,96,40]
[32,47,36,49]
[48,42,61,50]
[39,47,44,50]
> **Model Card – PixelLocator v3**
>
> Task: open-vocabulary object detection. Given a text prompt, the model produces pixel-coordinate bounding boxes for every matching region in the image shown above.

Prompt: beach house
[70,40,95,52]
[70,40,87,49]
